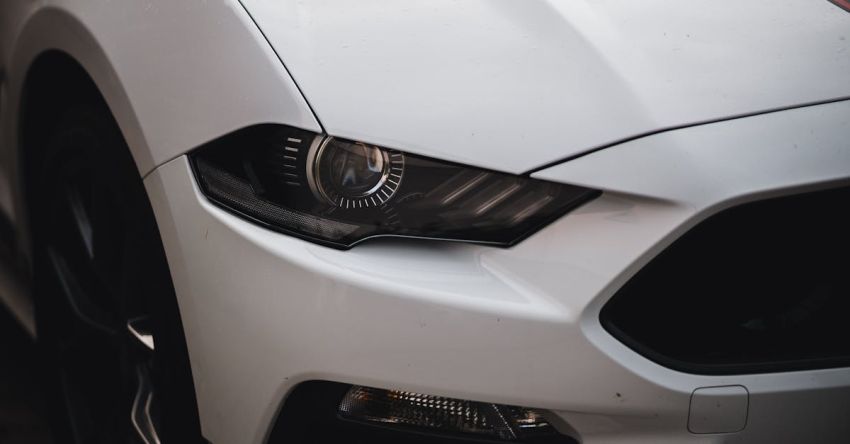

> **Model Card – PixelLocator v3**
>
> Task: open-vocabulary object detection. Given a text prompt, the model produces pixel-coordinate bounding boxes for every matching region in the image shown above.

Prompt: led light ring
[307,137,405,209]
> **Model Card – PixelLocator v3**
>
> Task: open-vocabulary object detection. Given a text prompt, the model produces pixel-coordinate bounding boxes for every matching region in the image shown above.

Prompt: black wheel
[29,103,204,443]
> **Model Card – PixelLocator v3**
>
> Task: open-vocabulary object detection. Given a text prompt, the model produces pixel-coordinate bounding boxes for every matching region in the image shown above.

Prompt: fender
[3,0,319,224]
[0,4,320,432]
[8,1,320,173]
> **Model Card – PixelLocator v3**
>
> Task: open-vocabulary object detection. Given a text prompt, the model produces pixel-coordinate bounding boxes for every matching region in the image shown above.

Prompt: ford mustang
[0,1,849,443]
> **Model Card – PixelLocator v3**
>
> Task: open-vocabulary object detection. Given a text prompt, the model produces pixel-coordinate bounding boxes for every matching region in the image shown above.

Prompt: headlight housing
[190,125,597,249]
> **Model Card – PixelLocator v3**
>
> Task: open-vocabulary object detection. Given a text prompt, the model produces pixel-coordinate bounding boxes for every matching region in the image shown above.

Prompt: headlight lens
[310,138,405,208]
[191,125,597,249]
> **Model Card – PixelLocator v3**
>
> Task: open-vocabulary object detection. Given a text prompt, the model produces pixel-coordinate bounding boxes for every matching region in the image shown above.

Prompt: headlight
[190,125,598,249]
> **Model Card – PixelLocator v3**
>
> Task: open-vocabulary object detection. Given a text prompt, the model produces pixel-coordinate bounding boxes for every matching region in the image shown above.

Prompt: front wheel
[29,103,204,444]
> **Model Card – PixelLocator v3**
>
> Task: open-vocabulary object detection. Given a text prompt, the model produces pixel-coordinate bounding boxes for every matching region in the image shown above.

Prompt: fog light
[338,386,558,441]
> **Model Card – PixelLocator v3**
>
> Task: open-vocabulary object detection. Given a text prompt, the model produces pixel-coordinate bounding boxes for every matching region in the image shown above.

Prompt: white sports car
[1,1,849,443]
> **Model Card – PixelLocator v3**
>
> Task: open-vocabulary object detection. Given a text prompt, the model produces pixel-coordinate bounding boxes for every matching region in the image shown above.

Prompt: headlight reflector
[191,125,597,249]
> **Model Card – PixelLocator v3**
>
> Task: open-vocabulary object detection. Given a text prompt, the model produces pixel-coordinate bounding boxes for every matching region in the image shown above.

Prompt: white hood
[240,0,850,174]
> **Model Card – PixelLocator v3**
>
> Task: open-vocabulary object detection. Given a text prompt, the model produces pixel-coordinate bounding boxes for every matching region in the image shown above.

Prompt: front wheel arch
[21,56,205,444]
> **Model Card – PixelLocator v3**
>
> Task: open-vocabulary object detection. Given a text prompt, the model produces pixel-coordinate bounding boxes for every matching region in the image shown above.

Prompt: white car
[1,1,849,443]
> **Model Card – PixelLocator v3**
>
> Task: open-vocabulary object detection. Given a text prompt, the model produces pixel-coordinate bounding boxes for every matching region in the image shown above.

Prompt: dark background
[0,305,51,444]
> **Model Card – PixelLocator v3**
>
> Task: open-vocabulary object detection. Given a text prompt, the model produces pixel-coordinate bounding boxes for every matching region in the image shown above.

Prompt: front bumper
[144,100,850,444]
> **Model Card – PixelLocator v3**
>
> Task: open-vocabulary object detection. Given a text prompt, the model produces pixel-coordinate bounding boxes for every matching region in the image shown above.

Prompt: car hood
[240,0,850,174]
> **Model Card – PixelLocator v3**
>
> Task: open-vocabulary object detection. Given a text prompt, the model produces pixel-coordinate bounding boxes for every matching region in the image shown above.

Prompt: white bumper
[145,100,850,444]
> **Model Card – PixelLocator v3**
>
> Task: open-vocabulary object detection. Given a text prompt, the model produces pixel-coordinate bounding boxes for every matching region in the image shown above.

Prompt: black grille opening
[601,186,850,375]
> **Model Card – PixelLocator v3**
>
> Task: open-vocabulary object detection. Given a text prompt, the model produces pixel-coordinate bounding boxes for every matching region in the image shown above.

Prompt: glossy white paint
[146,100,850,444]
[534,100,850,206]
[0,0,320,226]
[0,0,320,341]
[0,1,849,443]
[240,0,850,173]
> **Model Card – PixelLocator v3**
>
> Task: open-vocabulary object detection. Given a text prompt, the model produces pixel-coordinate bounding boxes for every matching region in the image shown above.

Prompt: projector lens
[311,138,404,208]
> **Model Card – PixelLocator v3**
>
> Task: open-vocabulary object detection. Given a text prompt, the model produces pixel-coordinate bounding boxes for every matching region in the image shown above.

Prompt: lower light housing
[267,381,576,444]
[339,386,558,442]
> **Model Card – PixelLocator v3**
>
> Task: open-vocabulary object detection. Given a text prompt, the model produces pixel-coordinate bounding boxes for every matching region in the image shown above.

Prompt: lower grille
[601,185,850,374]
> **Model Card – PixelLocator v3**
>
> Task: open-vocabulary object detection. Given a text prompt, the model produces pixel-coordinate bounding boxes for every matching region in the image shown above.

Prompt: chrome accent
[441,172,489,205]
[475,182,522,215]
[131,367,161,444]
[511,195,554,224]
[305,134,327,201]
[127,318,155,351]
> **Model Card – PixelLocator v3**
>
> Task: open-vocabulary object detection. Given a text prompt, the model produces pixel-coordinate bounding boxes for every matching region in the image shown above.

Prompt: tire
[29,102,204,444]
